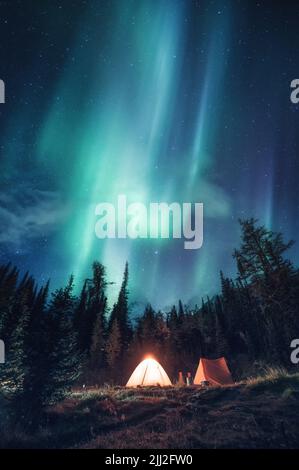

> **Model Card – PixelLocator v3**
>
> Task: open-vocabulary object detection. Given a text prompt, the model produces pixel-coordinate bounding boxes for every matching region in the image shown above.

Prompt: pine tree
[233,218,294,283]
[233,219,298,365]
[1,297,31,392]
[106,319,121,381]
[74,279,89,352]
[45,276,81,402]
[214,296,229,358]
[89,296,107,381]
[15,276,81,428]
[137,304,157,351]
[0,265,19,342]
[74,261,108,377]
[178,300,185,322]
[0,271,38,393]
[109,262,131,351]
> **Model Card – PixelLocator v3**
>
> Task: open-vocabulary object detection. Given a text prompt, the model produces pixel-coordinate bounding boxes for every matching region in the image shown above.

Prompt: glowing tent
[194,357,233,386]
[126,357,172,387]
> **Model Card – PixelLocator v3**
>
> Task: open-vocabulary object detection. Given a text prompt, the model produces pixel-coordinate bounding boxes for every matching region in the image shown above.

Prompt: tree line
[0,218,298,428]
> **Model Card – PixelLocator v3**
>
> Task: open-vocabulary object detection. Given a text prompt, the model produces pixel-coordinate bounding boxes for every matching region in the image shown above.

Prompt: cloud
[0,186,68,249]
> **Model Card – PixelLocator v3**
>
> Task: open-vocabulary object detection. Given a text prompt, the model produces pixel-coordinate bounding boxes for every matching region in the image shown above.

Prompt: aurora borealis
[1,0,299,309]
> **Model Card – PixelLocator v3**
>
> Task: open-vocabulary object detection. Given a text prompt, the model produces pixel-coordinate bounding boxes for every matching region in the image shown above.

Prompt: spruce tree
[109,262,131,351]
[74,262,108,358]
[89,296,107,382]
[106,319,121,382]
[233,219,298,365]
[45,276,81,402]
[15,276,80,428]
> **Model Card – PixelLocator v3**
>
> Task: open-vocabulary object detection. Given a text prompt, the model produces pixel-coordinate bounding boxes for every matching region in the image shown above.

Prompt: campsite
[1,218,299,448]
[1,366,299,448]
[125,356,233,388]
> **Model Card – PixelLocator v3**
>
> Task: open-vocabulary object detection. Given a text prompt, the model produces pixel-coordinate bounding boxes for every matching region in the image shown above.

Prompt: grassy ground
[1,369,299,449]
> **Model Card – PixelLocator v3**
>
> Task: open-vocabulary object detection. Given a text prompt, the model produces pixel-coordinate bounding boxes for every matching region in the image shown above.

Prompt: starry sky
[0,0,299,309]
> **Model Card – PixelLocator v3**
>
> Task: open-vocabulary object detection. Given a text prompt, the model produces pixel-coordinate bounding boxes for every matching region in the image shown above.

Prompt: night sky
[0,0,299,309]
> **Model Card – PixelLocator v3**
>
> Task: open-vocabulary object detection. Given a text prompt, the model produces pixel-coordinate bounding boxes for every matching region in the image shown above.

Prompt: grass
[1,369,299,449]
[244,366,299,393]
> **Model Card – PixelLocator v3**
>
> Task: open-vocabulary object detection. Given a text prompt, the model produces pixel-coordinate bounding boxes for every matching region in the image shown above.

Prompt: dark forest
[1,218,299,430]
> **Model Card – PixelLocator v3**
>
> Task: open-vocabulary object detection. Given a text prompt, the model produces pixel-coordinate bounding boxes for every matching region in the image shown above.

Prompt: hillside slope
[1,372,299,449]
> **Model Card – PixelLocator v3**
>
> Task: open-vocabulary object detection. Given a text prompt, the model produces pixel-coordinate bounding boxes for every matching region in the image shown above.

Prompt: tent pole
[141,363,148,385]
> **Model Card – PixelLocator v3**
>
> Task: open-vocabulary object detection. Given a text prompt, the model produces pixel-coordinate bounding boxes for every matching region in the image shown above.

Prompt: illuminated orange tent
[194,357,233,386]
[126,357,172,387]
